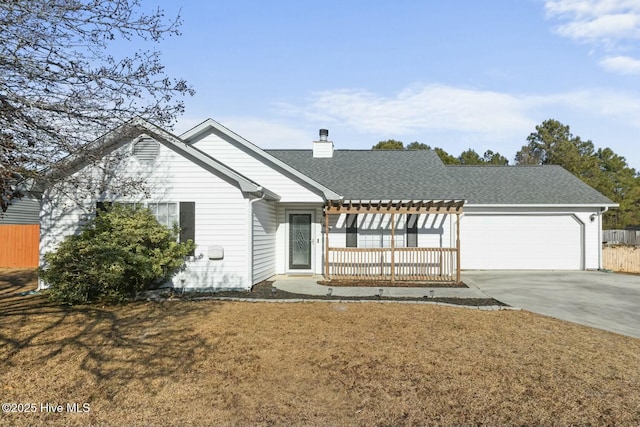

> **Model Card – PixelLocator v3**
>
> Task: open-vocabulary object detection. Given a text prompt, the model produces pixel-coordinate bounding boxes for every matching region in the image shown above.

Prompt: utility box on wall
[207,245,224,260]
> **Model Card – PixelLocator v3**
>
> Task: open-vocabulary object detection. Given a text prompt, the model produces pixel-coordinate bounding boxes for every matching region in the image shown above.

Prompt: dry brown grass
[1,269,640,427]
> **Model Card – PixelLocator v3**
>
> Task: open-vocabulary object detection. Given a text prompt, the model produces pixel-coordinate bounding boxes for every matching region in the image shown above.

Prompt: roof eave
[40,117,281,199]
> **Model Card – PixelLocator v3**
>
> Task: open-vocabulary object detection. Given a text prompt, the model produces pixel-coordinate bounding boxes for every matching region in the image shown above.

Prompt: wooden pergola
[324,199,465,283]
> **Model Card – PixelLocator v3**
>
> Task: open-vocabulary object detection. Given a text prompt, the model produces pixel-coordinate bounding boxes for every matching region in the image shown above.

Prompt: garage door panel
[461,215,582,270]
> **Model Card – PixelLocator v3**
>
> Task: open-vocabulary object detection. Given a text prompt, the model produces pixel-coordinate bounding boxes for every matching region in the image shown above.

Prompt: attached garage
[461,213,583,270]
[448,165,618,271]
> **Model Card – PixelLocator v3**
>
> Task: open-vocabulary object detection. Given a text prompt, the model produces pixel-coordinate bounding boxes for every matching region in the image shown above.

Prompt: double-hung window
[147,202,178,228]
[344,214,417,248]
[96,201,195,256]
[147,202,195,256]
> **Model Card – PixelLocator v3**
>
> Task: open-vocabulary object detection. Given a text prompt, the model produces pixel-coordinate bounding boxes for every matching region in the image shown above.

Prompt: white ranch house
[38,118,617,290]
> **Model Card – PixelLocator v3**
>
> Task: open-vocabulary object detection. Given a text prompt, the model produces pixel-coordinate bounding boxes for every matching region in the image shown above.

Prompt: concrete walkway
[464,270,640,339]
[271,275,489,299]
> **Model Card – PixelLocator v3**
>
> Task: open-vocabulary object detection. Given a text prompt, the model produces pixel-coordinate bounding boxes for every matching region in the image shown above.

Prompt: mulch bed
[168,281,506,307]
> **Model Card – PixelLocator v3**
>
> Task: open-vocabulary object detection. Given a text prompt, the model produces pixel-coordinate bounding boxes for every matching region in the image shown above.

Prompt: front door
[289,213,312,270]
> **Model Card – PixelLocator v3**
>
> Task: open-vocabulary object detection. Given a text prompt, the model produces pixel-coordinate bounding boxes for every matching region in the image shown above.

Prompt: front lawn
[1,269,639,426]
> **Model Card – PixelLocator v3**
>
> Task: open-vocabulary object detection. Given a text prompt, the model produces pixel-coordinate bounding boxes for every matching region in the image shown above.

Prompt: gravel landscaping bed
[161,281,506,307]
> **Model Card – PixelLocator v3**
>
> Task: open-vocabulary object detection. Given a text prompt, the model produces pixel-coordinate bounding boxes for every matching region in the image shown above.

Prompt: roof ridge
[266,148,437,153]
[446,164,562,168]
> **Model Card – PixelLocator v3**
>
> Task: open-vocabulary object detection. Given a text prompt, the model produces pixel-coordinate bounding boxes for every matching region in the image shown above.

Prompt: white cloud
[545,0,640,20]
[278,83,640,138]
[279,84,536,141]
[545,0,640,41]
[180,84,640,145]
[599,55,640,74]
[273,84,640,167]
[544,1,640,74]
[556,13,640,41]
[173,84,640,169]
[542,89,640,127]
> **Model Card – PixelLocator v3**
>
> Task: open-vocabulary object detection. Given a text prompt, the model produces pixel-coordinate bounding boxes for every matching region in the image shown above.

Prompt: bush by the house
[40,204,196,304]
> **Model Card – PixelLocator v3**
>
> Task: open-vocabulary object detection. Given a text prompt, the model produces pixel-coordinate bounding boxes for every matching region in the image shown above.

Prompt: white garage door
[461,215,583,270]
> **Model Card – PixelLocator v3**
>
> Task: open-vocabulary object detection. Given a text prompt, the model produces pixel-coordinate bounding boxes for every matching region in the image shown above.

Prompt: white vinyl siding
[252,199,276,284]
[191,132,324,203]
[40,138,251,290]
[461,213,584,270]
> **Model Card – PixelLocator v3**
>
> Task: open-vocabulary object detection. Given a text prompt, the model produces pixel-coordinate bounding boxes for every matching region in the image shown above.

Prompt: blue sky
[148,0,640,169]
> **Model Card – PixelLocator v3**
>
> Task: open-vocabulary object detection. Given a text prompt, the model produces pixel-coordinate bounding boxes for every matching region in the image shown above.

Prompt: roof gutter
[466,203,619,208]
[255,186,280,201]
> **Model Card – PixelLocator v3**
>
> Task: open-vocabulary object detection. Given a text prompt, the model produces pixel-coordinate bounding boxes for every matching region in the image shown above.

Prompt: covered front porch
[323,199,464,283]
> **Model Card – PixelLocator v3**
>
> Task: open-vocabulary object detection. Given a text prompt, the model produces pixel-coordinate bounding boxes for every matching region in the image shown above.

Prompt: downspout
[247,188,267,288]
[598,206,609,271]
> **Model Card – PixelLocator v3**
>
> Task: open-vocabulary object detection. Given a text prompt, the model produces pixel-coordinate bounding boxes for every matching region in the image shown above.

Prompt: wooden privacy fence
[603,230,640,246]
[602,245,640,274]
[0,224,40,268]
[328,247,457,282]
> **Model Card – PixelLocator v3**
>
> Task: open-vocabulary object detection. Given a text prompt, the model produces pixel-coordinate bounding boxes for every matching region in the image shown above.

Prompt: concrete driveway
[463,271,640,339]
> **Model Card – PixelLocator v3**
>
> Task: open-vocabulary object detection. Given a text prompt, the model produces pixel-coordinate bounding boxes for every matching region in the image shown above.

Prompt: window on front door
[289,213,312,269]
[289,214,311,270]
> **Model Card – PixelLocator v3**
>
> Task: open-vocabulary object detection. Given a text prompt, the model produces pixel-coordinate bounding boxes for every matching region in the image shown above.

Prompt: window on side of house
[147,202,195,255]
[147,202,178,228]
[345,214,358,247]
[95,201,195,256]
[406,214,418,247]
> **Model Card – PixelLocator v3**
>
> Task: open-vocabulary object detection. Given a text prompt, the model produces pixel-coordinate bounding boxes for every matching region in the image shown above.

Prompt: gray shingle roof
[448,165,615,205]
[266,149,461,200]
[266,149,615,206]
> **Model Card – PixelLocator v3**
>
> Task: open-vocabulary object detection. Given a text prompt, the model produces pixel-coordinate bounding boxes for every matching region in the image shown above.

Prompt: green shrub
[40,204,196,304]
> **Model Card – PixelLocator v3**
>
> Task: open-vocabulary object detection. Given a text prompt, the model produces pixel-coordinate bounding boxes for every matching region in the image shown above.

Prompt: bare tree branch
[0,0,194,211]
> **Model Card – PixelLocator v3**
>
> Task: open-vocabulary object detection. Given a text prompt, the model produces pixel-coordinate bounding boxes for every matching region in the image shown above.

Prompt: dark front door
[289,213,312,269]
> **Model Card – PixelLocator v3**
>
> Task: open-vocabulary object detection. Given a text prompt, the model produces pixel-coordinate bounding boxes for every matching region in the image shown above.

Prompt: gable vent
[133,137,160,162]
